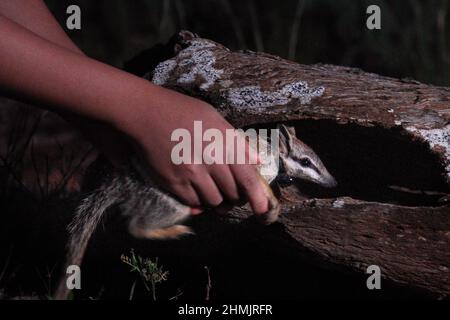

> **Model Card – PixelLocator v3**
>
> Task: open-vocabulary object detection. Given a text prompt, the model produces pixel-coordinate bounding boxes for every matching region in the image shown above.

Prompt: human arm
[0,13,270,214]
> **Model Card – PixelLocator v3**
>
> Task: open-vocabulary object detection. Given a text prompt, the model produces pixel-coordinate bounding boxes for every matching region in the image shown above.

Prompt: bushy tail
[54,182,121,300]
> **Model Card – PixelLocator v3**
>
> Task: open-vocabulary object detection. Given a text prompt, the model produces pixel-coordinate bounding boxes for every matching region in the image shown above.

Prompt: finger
[169,182,202,208]
[210,165,240,203]
[233,129,261,165]
[230,164,269,215]
[190,207,204,215]
[191,174,224,207]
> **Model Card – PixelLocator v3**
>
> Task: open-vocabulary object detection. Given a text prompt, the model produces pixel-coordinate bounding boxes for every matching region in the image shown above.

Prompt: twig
[220,0,247,48]
[204,266,212,301]
[0,245,13,284]
[288,0,306,60]
[55,146,94,195]
[129,280,137,300]
[437,0,449,63]
[174,0,186,29]
[0,153,33,197]
[30,139,44,198]
[159,0,173,37]
[169,288,184,301]
[247,0,264,52]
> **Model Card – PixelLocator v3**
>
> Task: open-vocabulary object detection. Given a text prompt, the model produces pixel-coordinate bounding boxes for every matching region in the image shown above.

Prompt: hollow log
[125,31,450,297]
[137,31,450,185]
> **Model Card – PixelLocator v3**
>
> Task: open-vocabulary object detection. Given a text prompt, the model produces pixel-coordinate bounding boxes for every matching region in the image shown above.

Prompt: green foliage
[121,249,169,300]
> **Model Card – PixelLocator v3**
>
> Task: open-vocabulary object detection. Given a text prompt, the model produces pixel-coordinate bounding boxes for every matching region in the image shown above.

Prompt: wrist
[104,79,163,140]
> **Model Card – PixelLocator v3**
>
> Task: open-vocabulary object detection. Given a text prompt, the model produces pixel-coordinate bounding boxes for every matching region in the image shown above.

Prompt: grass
[121,249,169,301]
[0,104,92,299]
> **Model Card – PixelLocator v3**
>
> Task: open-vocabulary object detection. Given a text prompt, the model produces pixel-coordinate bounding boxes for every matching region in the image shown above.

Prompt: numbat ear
[278,124,296,155]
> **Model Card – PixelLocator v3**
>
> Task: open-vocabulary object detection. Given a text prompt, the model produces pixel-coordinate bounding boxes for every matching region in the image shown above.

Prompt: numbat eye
[300,158,312,167]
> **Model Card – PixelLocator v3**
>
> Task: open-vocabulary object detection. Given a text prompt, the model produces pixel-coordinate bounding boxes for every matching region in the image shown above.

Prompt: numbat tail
[54,125,335,300]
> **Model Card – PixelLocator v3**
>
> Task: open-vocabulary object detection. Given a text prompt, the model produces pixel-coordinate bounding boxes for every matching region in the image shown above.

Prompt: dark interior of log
[251,120,449,207]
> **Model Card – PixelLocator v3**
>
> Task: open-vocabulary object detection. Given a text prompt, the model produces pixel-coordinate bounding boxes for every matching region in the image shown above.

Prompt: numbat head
[278,125,337,188]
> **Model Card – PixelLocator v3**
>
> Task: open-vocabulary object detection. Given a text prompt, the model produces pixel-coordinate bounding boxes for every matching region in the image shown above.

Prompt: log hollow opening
[251,120,449,207]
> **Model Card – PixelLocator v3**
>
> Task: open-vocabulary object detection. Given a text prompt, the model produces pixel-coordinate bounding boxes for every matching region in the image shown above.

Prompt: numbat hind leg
[122,182,192,240]
[129,224,193,240]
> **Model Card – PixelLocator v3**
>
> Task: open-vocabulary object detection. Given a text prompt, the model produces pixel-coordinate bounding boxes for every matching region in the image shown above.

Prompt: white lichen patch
[225,81,325,109]
[176,40,223,90]
[151,39,224,90]
[151,60,177,85]
[332,199,346,208]
[151,39,325,108]
[406,124,450,179]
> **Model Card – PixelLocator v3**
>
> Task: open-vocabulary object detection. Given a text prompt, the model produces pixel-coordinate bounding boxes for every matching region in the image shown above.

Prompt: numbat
[54,124,336,299]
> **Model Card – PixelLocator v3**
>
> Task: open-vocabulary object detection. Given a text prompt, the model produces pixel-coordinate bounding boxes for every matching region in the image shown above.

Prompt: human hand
[114,85,271,216]
[0,14,270,217]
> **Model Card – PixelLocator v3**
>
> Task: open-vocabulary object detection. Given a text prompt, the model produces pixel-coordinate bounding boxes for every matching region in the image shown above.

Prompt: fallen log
[215,198,450,297]
[123,31,450,297]
[138,31,449,184]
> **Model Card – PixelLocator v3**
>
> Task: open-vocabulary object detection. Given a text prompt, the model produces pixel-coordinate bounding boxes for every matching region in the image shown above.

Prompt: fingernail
[190,207,204,215]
